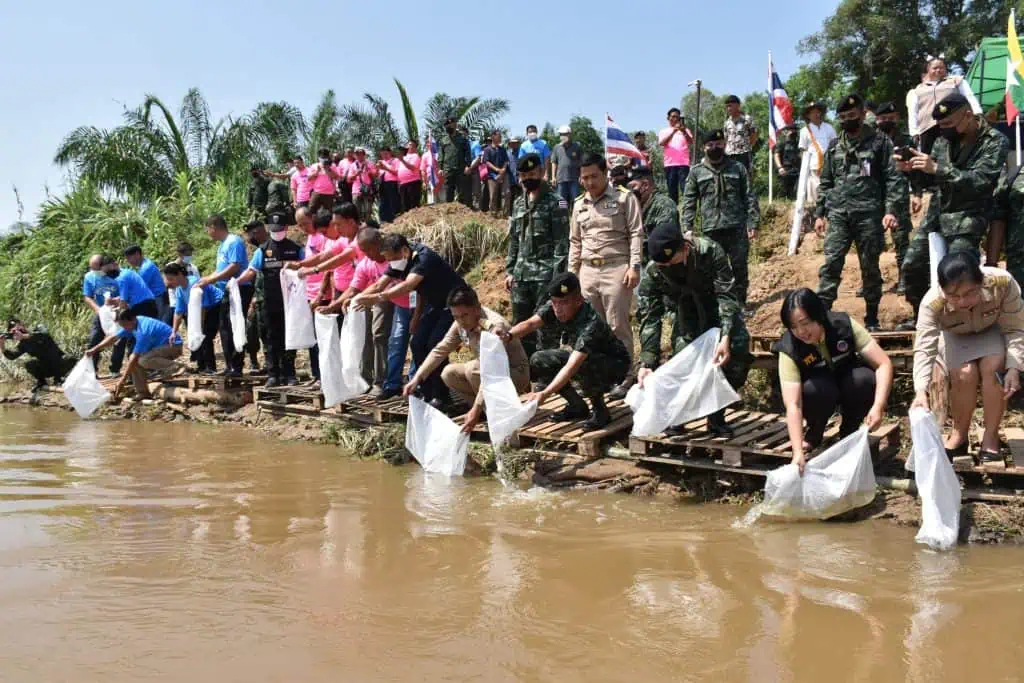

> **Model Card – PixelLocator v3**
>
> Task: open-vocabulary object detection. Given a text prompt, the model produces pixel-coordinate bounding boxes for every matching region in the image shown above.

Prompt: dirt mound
[469,257,512,318]
[390,203,507,234]
[745,204,913,336]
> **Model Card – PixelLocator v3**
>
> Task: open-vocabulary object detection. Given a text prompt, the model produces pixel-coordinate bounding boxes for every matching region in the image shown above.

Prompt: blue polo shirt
[136,258,167,297]
[115,270,155,308]
[117,316,181,355]
[215,234,251,290]
[519,138,551,163]
[83,271,119,306]
[174,275,223,315]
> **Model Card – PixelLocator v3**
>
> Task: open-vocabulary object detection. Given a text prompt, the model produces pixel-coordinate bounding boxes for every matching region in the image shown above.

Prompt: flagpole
[768,50,774,204]
[1017,114,1021,168]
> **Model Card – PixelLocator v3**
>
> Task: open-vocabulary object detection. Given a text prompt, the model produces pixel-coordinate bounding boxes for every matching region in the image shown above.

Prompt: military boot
[708,409,733,438]
[607,374,635,401]
[581,393,612,431]
[865,303,881,332]
[551,385,589,422]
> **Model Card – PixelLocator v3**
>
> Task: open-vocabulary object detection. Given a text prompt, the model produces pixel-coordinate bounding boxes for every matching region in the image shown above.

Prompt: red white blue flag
[605,114,644,160]
[768,56,794,149]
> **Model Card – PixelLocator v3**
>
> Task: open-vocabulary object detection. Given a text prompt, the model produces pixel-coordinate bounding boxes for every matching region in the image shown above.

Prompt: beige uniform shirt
[420,307,528,406]
[913,267,1024,392]
[569,183,644,272]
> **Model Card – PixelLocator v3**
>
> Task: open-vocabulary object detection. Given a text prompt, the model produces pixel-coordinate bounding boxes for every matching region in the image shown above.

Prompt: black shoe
[31,381,46,393]
[428,396,451,412]
[264,376,280,388]
[225,369,242,379]
[893,282,906,295]
[896,318,916,332]
[945,441,968,461]
[665,424,687,437]
[607,376,635,402]
[375,387,401,402]
[581,397,611,431]
[708,411,734,438]
[551,404,589,422]
[248,365,265,375]
[865,304,881,332]
[283,376,300,387]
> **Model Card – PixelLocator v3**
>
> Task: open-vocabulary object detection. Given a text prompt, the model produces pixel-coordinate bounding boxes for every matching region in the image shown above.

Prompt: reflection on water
[0,406,1022,682]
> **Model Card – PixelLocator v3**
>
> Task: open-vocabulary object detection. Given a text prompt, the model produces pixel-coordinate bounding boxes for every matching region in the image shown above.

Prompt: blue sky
[0,0,839,229]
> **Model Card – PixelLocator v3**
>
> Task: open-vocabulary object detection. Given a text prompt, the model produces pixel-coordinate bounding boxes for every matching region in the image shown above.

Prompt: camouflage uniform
[989,165,1024,289]
[507,182,570,357]
[882,130,915,280]
[265,179,292,221]
[439,130,472,207]
[640,190,679,263]
[530,300,631,398]
[815,125,902,313]
[636,235,751,390]
[681,158,760,306]
[247,176,269,218]
[723,114,756,172]
[903,117,1009,310]
[775,127,802,200]
[246,269,265,368]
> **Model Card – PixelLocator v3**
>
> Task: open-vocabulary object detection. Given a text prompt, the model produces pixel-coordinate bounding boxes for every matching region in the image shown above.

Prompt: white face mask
[527,133,538,141]
[182,256,192,264]
[389,258,408,271]
[271,231,287,242]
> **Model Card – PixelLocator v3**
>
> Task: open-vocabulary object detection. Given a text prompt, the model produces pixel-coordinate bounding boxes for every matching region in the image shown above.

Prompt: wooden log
[154,384,251,407]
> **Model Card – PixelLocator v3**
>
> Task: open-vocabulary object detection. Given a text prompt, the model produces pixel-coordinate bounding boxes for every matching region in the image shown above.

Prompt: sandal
[944,442,968,461]
[979,448,1003,464]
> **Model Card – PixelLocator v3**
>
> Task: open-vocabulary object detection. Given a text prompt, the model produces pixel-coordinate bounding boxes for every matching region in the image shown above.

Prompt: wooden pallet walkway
[627,409,902,475]
[509,394,632,457]
[162,373,262,392]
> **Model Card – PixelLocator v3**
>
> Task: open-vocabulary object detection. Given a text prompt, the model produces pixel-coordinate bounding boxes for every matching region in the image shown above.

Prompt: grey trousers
[362,301,394,388]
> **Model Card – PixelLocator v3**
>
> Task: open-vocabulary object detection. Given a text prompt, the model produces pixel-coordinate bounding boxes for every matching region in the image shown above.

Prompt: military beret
[609,165,629,178]
[548,272,581,298]
[519,153,542,173]
[704,129,725,143]
[725,95,741,105]
[629,166,654,180]
[933,92,969,120]
[836,94,864,113]
[648,224,687,264]
[802,100,825,115]
[875,101,898,116]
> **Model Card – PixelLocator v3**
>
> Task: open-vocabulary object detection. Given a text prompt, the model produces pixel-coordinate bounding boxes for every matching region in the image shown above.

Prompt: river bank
[4,380,1023,546]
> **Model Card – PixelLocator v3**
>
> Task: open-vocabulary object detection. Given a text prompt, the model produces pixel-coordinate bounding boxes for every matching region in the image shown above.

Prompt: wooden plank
[634,454,771,478]
[1005,427,1024,469]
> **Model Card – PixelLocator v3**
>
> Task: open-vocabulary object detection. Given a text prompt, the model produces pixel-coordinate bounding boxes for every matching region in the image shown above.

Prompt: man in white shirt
[797,100,838,223]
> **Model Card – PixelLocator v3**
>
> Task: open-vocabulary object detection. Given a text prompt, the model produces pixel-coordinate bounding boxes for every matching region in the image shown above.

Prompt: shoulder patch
[616,185,631,194]
[988,273,1012,289]
[927,296,946,313]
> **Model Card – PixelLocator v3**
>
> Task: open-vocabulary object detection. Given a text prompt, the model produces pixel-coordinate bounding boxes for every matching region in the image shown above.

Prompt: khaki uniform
[418,308,529,407]
[130,344,183,397]
[912,268,1024,393]
[569,184,644,360]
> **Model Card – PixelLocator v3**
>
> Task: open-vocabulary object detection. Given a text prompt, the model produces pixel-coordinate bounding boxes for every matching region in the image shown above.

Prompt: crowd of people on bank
[6,56,1024,472]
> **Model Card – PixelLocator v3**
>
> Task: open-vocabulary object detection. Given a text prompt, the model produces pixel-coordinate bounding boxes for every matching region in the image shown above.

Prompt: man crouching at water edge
[86,310,183,400]
[402,285,530,433]
[502,272,630,431]
[0,319,77,392]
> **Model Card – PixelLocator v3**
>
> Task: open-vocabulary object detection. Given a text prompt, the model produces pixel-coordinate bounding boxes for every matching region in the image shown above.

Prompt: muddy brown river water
[1,406,1022,682]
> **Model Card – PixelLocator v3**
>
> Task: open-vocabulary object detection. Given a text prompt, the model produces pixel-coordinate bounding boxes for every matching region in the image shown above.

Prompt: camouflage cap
[933,92,969,120]
[547,272,581,298]
[836,93,864,113]
[519,153,542,173]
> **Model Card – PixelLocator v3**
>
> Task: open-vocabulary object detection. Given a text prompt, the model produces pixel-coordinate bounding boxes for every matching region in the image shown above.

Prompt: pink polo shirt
[659,127,692,168]
[325,237,362,291]
[309,163,337,195]
[337,158,353,181]
[304,232,327,301]
[379,158,400,183]
[291,167,312,202]
[347,162,377,197]
[352,257,411,308]
[398,153,421,184]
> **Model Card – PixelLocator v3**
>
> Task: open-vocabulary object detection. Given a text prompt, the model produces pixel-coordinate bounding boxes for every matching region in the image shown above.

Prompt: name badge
[605,201,618,209]
[860,160,871,176]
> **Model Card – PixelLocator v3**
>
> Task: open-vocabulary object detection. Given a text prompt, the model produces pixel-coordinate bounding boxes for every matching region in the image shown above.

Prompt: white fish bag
[338,309,370,400]
[315,313,345,408]
[62,357,111,419]
[479,331,537,447]
[908,408,961,550]
[226,278,247,350]
[405,396,469,476]
[761,427,876,520]
[929,232,947,290]
[98,304,121,336]
[187,286,205,352]
[281,269,316,350]
[625,327,740,436]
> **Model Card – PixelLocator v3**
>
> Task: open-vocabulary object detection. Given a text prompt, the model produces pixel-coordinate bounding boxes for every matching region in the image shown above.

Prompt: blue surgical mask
[182,256,192,264]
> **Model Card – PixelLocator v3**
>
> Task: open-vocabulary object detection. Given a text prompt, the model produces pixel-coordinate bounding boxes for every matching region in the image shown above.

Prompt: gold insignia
[803,353,817,366]
[848,97,855,105]
[265,249,272,256]
[560,285,568,294]
[664,248,672,256]
[939,105,948,114]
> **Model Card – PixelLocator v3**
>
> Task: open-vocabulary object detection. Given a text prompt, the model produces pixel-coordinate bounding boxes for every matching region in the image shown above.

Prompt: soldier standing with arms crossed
[439,117,472,207]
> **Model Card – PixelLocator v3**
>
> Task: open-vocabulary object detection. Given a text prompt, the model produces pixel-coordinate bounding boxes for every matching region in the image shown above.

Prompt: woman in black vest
[775,289,893,473]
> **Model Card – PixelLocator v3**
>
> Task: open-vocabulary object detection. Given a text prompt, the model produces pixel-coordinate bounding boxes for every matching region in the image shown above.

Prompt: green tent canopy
[966,37,1010,112]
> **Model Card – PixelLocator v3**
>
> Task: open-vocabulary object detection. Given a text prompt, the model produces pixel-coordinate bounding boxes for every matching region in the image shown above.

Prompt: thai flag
[605,114,644,160]
[768,55,794,149]
[423,134,439,189]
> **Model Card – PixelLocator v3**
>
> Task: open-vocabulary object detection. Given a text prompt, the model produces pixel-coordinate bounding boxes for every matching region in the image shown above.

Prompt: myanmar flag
[1007,10,1024,120]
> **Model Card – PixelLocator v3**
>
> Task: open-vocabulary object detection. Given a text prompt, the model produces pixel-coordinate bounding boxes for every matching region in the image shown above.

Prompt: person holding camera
[658,108,693,204]
[1,320,77,392]
[307,148,339,214]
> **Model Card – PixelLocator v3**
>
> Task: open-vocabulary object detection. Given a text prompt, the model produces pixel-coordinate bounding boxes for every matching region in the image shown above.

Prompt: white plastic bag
[340,308,369,396]
[62,357,111,419]
[928,232,947,291]
[187,286,205,352]
[315,311,369,408]
[98,304,121,337]
[405,396,469,476]
[281,269,316,350]
[761,427,876,520]
[226,278,247,350]
[908,408,961,550]
[625,328,740,436]
[479,331,537,447]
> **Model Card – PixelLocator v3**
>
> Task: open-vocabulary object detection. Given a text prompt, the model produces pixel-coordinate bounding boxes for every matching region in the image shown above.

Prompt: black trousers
[444,173,472,207]
[399,181,422,213]
[25,356,76,386]
[802,365,876,446]
[379,181,400,222]
[111,299,159,371]
[195,302,221,371]
[409,304,453,402]
[88,314,106,372]
[264,306,296,379]
[219,285,254,373]
[157,291,173,325]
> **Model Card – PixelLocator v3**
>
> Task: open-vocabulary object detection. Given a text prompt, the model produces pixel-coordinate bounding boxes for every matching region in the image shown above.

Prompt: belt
[582,255,628,268]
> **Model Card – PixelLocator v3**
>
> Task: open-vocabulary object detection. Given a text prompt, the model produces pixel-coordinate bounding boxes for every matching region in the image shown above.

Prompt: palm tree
[339,93,403,152]
[302,90,346,160]
[422,93,510,141]
[394,78,419,145]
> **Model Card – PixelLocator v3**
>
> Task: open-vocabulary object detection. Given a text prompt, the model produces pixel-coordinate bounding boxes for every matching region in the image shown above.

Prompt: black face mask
[521,178,542,192]
[249,237,261,246]
[939,126,961,142]
[106,269,120,279]
[840,118,862,134]
[877,121,896,135]
[705,148,724,163]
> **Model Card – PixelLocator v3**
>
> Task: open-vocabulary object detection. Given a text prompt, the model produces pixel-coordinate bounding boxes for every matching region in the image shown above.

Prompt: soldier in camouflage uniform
[505,153,570,360]
[990,166,1024,290]
[899,92,1009,323]
[875,101,915,293]
[247,166,270,219]
[681,129,760,307]
[505,272,630,431]
[813,94,902,330]
[626,165,678,264]
[439,117,473,207]
[264,175,293,225]
[772,124,802,200]
[636,224,752,437]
